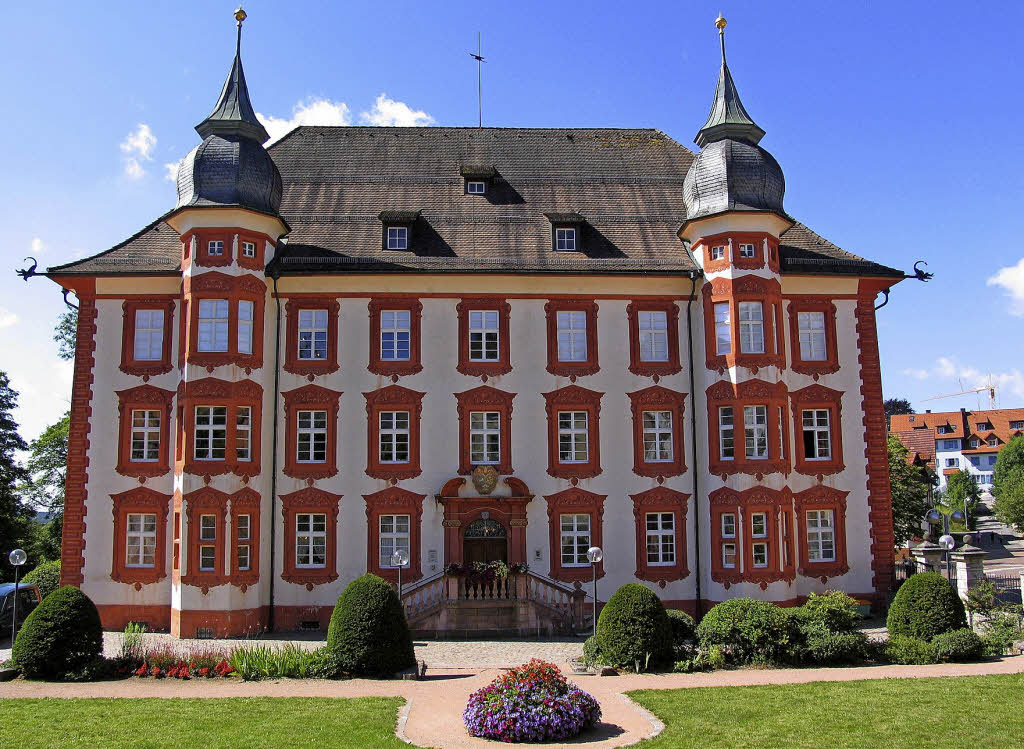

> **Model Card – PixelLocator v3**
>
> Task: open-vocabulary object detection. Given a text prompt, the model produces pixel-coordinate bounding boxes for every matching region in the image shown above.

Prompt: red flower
[151,666,163,678]
[134,662,149,677]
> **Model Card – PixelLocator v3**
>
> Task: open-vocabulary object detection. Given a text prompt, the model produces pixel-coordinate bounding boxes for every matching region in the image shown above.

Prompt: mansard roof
[48,126,902,278]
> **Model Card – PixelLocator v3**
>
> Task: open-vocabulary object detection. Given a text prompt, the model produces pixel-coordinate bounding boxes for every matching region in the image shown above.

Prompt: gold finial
[715,13,727,32]
[234,6,247,26]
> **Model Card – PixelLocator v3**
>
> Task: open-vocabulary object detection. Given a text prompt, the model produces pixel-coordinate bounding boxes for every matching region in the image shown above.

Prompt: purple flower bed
[463,659,602,743]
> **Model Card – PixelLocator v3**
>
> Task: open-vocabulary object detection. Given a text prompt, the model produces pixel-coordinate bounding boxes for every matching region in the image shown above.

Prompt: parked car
[0,583,42,639]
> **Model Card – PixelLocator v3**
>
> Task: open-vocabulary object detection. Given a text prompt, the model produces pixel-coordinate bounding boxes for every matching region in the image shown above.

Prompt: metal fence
[985,570,1022,605]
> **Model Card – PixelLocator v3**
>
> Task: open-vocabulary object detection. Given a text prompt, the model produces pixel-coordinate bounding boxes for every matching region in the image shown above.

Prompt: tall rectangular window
[194,406,227,460]
[642,410,673,462]
[752,542,769,568]
[387,226,408,250]
[710,245,725,261]
[298,309,329,360]
[236,406,251,462]
[236,513,251,571]
[380,310,411,361]
[556,311,587,362]
[719,406,735,459]
[133,309,164,361]
[806,509,835,562]
[802,409,832,460]
[238,300,254,355]
[297,410,328,463]
[555,227,577,251]
[130,410,161,462]
[125,513,157,567]
[379,514,410,568]
[744,405,768,459]
[379,411,410,463]
[721,512,737,569]
[738,301,765,354]
[199,513,216,571]
[714,302,732,355]
[560,513,590,566]
[469,411,500,464]
[751,512,768,538]
[296,513,327,568]
[797,311,827,361]
[468,310,499,361]
[557,411,589,463]
[638,311,669,362]
[197,299,229,352]
[645,512,675,565]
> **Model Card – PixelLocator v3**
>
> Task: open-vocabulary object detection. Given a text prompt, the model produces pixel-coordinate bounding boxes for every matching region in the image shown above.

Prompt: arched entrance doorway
[462,518,507,565]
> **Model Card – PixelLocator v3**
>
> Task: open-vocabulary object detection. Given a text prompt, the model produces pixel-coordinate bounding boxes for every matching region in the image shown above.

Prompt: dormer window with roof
[976,421,991,431]
[466,181,486,195]
[970,437,980,448]
[556,227,576,251]
[937,425,953,435]
[379,211,419,252]
[1011,420,1024,430]
[460,164,496,196]
[988,436,999,447]
[387,227,408,250]
[545,213,585,252]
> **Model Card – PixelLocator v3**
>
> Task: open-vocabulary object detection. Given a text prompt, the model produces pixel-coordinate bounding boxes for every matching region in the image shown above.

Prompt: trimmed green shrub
[11,585,103,680]
[21,560,61,600]
[582,635,603,666]
[932,628,985,662]
[981,606,1024,656]
[595,583,673,670]
[887,572,966,640]
[696,598,797,665]
[884,635,938,665]
[795,591,861,633]
[802,624,869,665]
[326,573,415,677]
[666,608,696,644]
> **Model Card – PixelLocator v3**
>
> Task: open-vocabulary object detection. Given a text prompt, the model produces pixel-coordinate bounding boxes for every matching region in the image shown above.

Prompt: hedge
[887,572,967,640]
[11,585,103,680]
[932,628,985,662]
[696,598,796,665]
[325,573,415,677]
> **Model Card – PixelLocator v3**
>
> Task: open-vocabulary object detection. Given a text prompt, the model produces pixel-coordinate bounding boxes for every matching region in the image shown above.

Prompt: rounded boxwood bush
[884,635,938,665]
[595,583,672,669]
[696,598,797,665]
[326,573,415,677]
[667,608,697,659]
[932,628,985,662]
[21,560,61,600]
[11,585,102,680]
[795,591,861,633]
[887,572,966,640]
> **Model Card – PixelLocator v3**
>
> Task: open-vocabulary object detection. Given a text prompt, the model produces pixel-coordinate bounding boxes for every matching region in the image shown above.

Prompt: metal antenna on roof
[716,13,727,64]
[470,32,485,128]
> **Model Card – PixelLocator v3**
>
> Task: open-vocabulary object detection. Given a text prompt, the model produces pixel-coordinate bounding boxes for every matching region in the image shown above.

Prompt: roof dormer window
[466,181,486,195]
[461,165,497,196]
[555,227,576,251]
[387,227,408,250]
[545,212,585,253]
[378,210,420,252]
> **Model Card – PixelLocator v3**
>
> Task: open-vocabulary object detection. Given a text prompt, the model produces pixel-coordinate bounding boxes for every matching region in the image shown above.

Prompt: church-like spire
[694,14,766,148]
[195,6,271,144]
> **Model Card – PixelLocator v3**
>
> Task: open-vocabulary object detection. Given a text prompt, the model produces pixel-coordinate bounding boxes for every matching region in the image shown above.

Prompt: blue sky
[2,0,1023,441]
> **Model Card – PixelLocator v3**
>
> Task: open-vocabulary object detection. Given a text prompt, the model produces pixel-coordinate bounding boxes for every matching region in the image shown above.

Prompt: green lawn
[0,697,408,749]
[630,674,1024,748]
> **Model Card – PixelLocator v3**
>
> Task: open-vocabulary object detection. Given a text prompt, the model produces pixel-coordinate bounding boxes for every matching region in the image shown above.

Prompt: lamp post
[927,509,964,582]
[586,546,603,637]
[391,548,410,603]
[8,549,26,643]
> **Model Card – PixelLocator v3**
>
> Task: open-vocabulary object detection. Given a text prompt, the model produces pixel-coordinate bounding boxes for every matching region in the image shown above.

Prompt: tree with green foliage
[884,397,915,429]
[887,434,933,547]
[934,469,981,531]
[326,573,415,676]
[16,412,68,563]
[54,310,77,361]
[0,372,33,582]
[993,436,1024,530]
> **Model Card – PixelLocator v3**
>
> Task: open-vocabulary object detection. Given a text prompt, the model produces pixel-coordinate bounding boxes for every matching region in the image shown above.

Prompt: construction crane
[922,384,998,409]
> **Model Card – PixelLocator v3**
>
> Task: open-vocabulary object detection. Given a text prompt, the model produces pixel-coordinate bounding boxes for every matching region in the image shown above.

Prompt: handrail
[525,570,602,605]
[399,569,446,598]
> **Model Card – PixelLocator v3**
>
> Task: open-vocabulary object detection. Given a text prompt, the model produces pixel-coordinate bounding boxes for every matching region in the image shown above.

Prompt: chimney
[925,409,931,414]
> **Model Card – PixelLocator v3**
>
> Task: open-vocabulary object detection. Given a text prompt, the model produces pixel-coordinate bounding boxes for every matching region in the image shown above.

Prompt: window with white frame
[379,411,410,463]
[739,243,756,258]
[208,240,224,256]
[133,309,164,361]
[744,405,768,459]
[721,512,736,539]
[125,513,157,567]
[386,226,408,250]
[642,410,673,462]
[802,409,832,460]
[751,512,768,539]
[937,425,952,435]
[1011,421,1024,430]
[970,438,979,448]
[722,542,737,568]
[941,439,960,450]
[241,241,256,258]
[988,437,999,447]
[130,410,161,462]
[638,310,669,362]
[560,513,590,566]
[469,411,500,465]
[295,513,327,568]
[797,311,827,361]
[738,301,765,354]
[380,310,411,361]
[236,514,251,571]
[721,512,737,568]
[806,509,835,562]
[194,406,227,460]
[199,514,216,571]
[714,302,732,355]
[645,512,675,565]
[379,514,410,568]
[719,406,735,459]
[238,300,254,355]
[710,245,725,261]
[468,310,499,361]
[197,299,229,352]
[557,411,589,463]
[976,422,990,431]
[298,309,329,360]
[466,180,486,194]
[556,311,587,362]
[752,541,769,568]
[236,407,251,462]
[297,410,328,463]
[555,227,577,251]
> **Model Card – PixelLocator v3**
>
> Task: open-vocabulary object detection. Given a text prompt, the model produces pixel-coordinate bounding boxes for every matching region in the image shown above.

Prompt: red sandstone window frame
[181,487,229,591]
[283,297,341,376]
[787,297,840,378]
[236,231,271,272]
[367,297,423,377]
[628,385,687,479]
[282,384,342,479]
[702,275,785,372]
[456,297,512,377]
[280,487,341,588]
[454,385,515,475]
[364,487,425,583]
[630,487,689,584]
[182,229,234,269]
[179,378,263,478]
[544,299,599,378]
[542,384,603,480]
[626,299,682,378]
[230,488,260,590]
[709,486,794,589]
[705,379,790,478]
[110,487,171,586]
[790,384,845,477]
[695,232,780,274]
[545,488,605,583]
[794,485,849,581]
[119,298,176,378]
[115,384,175,479]
[364,384,425,480]
[184,272,265,371]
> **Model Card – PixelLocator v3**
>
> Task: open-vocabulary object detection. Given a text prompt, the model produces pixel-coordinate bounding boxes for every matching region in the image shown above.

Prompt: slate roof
[47,126,903,278]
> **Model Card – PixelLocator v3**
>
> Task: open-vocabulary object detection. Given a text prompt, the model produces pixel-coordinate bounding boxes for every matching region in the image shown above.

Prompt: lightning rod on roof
[470,32,485,128]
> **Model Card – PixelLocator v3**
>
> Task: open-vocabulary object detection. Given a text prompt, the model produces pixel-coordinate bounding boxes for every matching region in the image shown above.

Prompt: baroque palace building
[45,12,906,637]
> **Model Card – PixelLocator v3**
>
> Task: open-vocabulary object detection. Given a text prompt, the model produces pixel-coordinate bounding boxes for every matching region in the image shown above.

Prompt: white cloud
[119,123,157,179]
[30,237,46,255]
[359,93,434,127]
[913,356,1024,404]
[902,368,930,381]
[164,161,181,182]
[988,257,1024,316]
[257,98,352,144]
[0,307,17,329]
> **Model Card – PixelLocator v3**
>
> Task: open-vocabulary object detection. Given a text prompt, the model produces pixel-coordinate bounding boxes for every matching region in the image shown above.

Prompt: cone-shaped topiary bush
[22,560,61,600]
[326,573,415,677]
[887,572,967,640]
[12,585,102,680]
[595,583,672,669]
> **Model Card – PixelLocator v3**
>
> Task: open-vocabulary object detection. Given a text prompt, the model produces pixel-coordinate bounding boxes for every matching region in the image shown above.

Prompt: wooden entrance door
[462,518,508,564]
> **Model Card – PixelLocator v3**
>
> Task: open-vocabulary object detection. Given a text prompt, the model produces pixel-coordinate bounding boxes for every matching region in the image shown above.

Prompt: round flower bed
[463,659,601,742]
